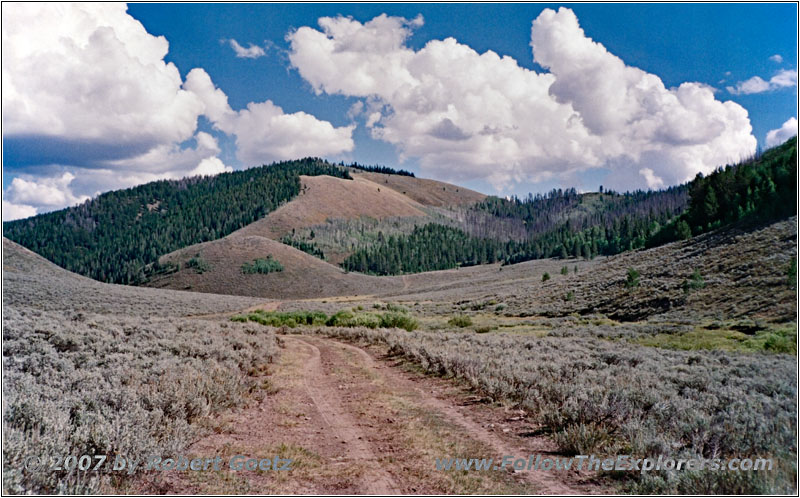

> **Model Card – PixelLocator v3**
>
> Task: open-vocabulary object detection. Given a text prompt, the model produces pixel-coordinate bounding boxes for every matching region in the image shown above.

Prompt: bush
[241,255,284,274]
[186,254,211,274]
[561,266,569,275]
[238,309,418,331]
[681,269,705,293]
[788,259,797,288]
[448,315,473,328]
[625,268,640,288]
[379,312,419,331]
[542,272,551,282]
[554,423,614,455]
[564,291,575,302]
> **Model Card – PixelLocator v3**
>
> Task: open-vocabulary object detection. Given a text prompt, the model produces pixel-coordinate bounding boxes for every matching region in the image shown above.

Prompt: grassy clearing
[634,323,797,354]
[233,309,419,332]
[305,326,797,494]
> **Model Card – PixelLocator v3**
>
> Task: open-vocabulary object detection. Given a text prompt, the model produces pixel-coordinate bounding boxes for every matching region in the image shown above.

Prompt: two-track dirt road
[137,332,602,494]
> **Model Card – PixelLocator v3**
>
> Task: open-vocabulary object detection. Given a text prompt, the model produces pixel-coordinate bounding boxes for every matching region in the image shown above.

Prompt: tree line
[648,136,796,246]
[3,158,350,284]
[340,137,796,276]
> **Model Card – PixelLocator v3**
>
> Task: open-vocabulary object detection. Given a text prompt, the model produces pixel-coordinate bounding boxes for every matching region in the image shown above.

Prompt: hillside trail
[136,333,600,494]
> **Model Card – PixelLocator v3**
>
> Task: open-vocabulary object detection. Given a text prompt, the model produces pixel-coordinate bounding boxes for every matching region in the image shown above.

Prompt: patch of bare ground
[135,335,601,494]
[354,172,486,208]
[236,175,429,240]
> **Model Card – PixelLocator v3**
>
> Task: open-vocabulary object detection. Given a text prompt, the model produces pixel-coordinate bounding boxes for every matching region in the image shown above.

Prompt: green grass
[634,324,796,354]
[447,315,473,328]
[232,309,418,331]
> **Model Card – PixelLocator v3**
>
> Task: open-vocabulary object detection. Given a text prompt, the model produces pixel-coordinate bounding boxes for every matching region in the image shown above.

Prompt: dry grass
[236,175,429,240]
[2,240,279,494]
[302,326,797,494]
[354,172,486,208]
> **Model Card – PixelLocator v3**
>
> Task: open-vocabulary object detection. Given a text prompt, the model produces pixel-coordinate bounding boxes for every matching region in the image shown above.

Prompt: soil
[134,333,606,494]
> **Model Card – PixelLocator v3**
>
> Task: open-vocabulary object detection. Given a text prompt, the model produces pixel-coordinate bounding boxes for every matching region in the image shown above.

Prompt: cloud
[191,156,233,176]
[765,117,798,147]
[3,172,90,221]
[639,168,665,189]
[769,54,783,63]
[288,9,755,190]
[2,201,38,221]
[184,68,354,165]
[2,3,202,152]
[727,69,797,95]
[226,38,266,58]
[2,3,353,217]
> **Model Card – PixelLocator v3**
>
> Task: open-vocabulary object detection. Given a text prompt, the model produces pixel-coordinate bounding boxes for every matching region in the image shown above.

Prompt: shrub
[681,269,705,293]
[542,272,551,282]
[554,423,614,455]
[448,315,473,328]
[186,254,211,274]
[564,291,575,302]
[625,268,640,288]
[788,259,797,288]
[675,220,692,240]
[241,255,284,274]
[379,312,419,331]
[561,266,569,275]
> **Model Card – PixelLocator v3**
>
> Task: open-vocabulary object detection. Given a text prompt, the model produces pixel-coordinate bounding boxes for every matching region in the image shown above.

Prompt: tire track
[293,337,399,494]
[327,338,580,495]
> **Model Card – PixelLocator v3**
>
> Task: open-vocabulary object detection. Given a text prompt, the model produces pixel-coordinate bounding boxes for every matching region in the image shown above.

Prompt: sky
[2,2,798,221]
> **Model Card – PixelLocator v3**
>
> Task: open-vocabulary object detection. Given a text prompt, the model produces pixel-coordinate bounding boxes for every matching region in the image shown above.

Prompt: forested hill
[474,185,687,241]
[648,136,797,246]
[3,158,350,284]
[342,137,797,276]
[342,187,689,275]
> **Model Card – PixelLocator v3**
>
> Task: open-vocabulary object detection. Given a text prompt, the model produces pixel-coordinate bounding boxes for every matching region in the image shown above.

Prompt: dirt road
[137,333,600,494]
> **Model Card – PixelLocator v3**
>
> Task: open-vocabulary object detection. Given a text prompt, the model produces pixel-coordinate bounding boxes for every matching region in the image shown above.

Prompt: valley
[2,140,797,495]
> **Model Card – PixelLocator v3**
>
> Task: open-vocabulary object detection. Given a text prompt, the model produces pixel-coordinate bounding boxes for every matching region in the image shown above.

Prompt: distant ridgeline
[3,158,350,284]
[344,137,797,276]
[342,187,687,274]
[341,162,415,177]
[647,136,797,246]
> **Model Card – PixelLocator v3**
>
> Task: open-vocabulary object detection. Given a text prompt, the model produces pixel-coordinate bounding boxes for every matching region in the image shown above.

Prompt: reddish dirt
[134,334,603,494]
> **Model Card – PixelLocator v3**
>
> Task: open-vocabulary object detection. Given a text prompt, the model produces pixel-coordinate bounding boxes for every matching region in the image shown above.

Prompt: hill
[145,233,401,299]
[233,175,429,241]
[2,158,351,284]
[353,171,485,207]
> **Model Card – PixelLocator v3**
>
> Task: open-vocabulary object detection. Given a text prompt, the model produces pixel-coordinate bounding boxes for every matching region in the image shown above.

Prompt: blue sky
[2,3,797,220]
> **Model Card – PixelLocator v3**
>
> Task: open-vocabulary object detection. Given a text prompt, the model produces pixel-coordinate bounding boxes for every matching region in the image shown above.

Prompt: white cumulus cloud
[184,68,354,165]
[766,117,798,147]
[227,38,266,58]
[769,54,783,63]
[2,3,354,218]
[2,3,202,149]
[2,201,38,221]
[727,69,797,95]
[288,8,756,190]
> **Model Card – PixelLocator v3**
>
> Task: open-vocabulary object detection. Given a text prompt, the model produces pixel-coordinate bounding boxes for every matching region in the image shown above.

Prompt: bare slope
[354,171,485,207]
[235,175,430,240]
[146,234,401,299]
